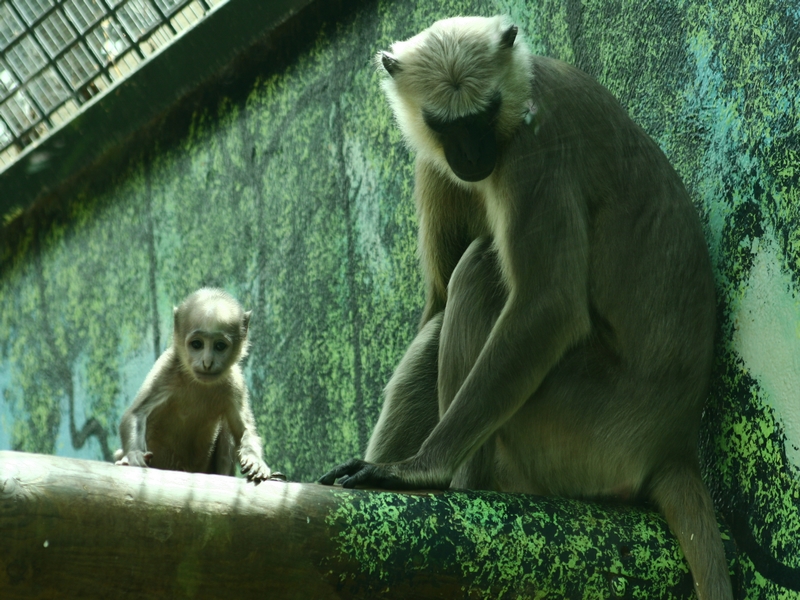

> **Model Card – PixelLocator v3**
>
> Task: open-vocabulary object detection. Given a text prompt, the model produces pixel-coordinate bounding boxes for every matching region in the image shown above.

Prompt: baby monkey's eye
[190,340,203,350]
[214,341,228,352]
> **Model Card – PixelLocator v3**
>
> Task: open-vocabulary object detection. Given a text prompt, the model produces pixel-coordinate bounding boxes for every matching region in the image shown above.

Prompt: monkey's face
[172,290,250,384]
[378,16,531,184]
[423,94,501,182]
[183,331,238,383]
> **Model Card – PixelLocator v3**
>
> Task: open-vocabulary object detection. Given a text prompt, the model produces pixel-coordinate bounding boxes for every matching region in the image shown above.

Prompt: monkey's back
[493,57,717,480]
[523,55,715,385]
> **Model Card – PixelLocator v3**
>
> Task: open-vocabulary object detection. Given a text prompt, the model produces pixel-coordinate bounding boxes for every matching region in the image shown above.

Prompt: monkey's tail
[649,462,734,600]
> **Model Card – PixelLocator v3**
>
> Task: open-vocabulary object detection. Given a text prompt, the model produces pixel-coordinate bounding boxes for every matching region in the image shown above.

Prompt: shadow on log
[0,451,735,599]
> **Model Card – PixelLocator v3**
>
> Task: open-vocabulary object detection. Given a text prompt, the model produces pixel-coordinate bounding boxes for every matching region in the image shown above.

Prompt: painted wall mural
[0,0,798,597]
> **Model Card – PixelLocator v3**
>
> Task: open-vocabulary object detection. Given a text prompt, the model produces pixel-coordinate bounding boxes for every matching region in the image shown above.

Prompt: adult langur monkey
[319,16,731,600]
[115,288,277,482]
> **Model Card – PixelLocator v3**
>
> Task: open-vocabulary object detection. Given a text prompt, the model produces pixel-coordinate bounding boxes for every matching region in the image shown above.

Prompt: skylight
[0,0,225,173]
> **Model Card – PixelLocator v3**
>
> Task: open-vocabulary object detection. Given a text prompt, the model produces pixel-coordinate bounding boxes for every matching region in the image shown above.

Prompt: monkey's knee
[443,236,505,336]
[447,237,504,311]
[449,237,492,291]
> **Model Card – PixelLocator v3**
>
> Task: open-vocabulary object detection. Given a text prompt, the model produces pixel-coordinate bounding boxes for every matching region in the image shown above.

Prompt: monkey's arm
[416,161,487,326]
[322,187,591,489]
[226,383,271,482]
[116,351,175,467]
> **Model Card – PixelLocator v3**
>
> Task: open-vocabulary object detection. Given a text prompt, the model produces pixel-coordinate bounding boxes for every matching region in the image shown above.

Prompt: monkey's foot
[114,451,153,467]
[318,458,411,490]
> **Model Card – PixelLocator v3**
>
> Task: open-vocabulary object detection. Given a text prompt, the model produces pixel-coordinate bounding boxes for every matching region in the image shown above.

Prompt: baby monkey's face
[184,329,237,383]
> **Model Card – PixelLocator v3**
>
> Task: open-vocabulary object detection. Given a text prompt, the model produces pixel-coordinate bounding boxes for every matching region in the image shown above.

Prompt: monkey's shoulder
[133,348,245,409]
[528,55,605,92]
[526,56,632,128]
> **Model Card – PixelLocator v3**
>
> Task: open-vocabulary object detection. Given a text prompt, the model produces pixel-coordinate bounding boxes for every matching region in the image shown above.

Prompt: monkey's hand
[115,450,153,467]
[317,459,421,490]
[240,452,271,483]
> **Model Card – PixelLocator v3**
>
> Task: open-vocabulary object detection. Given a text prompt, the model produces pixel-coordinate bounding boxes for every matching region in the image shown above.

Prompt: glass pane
[27,66,69,111]
[0,0,225,171]
[0,61,20,100]
[171,2,205,33]
[0,118,12,147]
[4,35,48,82]
[116,0,160,41]
[0,3,25,50]
[153,0,182,16]
[11,0,51,25]
[64,0,105,33]
[35,9,77,58]
[0,90,40,135]
[57,41,98,88]
[86,19,130,64]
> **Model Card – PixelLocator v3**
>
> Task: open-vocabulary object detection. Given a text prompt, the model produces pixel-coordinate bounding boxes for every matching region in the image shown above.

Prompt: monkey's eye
[214,341,228,352]
[484,93,502,125]
[190,340,203,350]
[423,111,448,134]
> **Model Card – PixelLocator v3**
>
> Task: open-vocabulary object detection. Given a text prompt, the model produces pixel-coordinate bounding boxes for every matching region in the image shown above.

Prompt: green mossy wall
[1,0,799,597]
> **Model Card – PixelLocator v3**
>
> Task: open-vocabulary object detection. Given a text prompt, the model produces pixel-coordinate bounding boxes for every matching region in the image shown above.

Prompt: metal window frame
[0,0,316,220]
[0,0,216,162]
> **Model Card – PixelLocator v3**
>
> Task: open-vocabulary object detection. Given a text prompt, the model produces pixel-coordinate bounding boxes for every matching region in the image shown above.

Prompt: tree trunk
[0,451,733,599]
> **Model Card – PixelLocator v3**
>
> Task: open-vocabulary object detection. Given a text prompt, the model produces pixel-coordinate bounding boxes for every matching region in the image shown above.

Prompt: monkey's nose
[203,360,212,370]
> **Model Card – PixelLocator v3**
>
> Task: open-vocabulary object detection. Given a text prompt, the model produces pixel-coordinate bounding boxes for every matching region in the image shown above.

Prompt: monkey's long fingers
[317,458,366,486]
[243,458,272,483]
[339,464,407,490]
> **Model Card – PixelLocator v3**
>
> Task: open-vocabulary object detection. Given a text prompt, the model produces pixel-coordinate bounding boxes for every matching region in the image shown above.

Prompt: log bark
[0,451,734,599]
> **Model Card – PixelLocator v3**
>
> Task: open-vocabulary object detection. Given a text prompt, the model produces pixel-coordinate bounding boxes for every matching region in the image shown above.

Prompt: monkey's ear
[242,311,252,336]
[380,52,401,77]
[173,306,180,332]
[500,25,518,49]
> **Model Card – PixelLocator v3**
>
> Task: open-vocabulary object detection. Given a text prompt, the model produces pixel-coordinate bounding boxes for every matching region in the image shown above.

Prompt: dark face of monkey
[423,93,501,182]
[379,24,518,184]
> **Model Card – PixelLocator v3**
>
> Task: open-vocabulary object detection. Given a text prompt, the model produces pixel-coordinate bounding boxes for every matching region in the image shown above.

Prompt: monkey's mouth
[193,370,221,383]
[443,133,497,183]
[449,161,495,182]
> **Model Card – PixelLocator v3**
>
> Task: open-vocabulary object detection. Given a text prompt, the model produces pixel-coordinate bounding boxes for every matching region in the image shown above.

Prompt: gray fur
[321,17,731,599]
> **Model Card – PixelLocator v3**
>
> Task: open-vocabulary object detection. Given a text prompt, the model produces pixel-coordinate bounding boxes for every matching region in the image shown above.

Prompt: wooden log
[0,451,734,599]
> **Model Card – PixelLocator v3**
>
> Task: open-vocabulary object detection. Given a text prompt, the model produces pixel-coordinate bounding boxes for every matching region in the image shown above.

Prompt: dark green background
[1,0,799,597]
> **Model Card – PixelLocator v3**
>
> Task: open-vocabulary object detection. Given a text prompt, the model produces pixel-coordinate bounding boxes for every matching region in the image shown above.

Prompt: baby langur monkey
[115,288,274,482]
[320,16,732,600]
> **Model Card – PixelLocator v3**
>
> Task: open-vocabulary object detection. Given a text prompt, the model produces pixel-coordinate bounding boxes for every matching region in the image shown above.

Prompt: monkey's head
[173,288,251,384]
[377,16,531,183]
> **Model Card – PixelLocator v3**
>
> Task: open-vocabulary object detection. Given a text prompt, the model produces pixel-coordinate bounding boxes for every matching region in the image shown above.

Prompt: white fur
[379,16,532,187]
